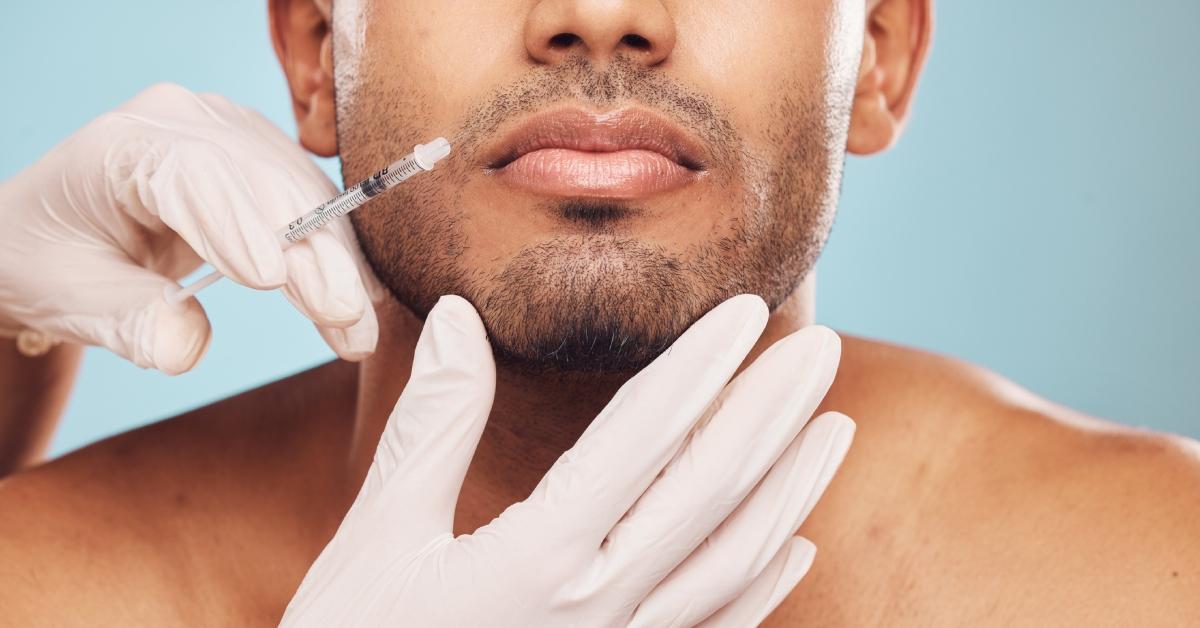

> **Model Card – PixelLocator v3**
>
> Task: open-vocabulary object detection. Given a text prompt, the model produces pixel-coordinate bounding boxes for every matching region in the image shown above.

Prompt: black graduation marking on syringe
[171,140,449,302]
[360,166,390,198]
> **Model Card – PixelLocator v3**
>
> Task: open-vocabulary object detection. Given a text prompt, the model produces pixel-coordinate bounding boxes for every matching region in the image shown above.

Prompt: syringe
[168,137,451,303]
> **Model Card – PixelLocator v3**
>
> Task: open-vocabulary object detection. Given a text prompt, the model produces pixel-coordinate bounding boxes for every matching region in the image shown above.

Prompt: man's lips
[483,108,707,199]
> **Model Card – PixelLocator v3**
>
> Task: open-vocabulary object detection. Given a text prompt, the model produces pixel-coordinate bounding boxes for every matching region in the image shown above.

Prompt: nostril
[621,34,651,51]
[549,33,581,49]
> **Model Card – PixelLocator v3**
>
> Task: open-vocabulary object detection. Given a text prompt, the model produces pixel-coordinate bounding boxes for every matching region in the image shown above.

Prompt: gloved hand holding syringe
[169,137,452,302]
[0,84,446,373]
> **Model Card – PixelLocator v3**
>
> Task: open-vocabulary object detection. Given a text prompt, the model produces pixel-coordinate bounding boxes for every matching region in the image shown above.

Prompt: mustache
[446,54,741,169]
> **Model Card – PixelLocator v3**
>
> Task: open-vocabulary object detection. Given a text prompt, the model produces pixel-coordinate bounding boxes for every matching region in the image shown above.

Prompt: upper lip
[483,106,708,172]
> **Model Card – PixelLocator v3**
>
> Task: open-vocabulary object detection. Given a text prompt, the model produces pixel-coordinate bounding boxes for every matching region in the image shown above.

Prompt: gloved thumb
[33,263,212,375]
[359,295,496,537]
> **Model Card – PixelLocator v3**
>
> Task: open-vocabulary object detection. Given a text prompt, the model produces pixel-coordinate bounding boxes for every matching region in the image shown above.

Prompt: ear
[846,0,933,155]
[269,0,337,157]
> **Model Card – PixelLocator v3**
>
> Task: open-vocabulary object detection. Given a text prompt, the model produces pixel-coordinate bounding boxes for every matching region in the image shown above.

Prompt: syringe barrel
[275,154,424,247]
[168,137,450,304]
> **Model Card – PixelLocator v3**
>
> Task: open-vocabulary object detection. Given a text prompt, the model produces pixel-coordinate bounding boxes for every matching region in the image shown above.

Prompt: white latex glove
[282,294,855,627]
[0,83,380,373]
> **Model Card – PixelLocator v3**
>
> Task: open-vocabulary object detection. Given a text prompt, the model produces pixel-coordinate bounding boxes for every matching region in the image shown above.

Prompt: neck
[345,275,817,533]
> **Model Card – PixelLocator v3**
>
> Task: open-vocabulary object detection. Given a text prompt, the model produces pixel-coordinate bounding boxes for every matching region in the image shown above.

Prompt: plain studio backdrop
[1,2,1197,454]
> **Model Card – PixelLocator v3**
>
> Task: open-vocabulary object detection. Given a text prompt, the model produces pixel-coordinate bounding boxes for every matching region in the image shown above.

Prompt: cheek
[671,0,859,156]
[351,1,534,138]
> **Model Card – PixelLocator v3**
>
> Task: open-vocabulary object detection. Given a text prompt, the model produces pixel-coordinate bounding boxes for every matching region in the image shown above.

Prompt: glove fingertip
[407,295,493,384]
[755,537,817,625]
[432,295,486,333]
[783,536,817,580]
[281,237,370,327]
[318,309,378,362]
[149,296,213,374]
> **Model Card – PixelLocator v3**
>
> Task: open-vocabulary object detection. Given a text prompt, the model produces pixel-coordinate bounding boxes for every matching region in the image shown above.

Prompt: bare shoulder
[836,332,1200,470]
[793,335,1200,626]
[0,359,357,627]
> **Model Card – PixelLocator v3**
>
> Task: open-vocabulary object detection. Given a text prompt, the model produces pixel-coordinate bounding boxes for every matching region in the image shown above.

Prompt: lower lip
[491,148,699,199]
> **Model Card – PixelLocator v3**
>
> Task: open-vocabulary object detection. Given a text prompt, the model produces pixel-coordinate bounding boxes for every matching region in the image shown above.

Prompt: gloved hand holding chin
[282,294,855,627]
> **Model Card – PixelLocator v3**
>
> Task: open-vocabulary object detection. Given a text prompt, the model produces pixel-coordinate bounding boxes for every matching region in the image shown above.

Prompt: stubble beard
[337,54,848,374]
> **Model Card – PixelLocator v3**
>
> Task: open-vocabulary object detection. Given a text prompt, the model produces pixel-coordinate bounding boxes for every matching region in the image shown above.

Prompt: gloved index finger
[596,326,840,587]
[519,294,769,546]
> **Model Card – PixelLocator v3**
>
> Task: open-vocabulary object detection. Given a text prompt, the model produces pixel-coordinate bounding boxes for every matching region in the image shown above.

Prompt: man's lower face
[341,50,849,373]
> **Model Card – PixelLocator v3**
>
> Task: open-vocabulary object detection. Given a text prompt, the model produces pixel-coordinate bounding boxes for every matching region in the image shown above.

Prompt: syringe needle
[167,137,451,303]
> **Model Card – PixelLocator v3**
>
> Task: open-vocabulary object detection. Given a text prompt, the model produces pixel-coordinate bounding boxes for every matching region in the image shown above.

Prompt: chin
[467,235,708,374]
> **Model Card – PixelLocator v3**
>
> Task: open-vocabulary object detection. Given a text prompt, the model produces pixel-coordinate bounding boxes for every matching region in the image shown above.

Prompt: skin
[0,340,80,475]
[1,0,1199,625]
[336,0,848,371]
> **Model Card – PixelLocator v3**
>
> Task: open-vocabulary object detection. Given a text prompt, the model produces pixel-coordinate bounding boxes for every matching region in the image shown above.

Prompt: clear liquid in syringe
[277,155,424,246]
[167,137,449,304]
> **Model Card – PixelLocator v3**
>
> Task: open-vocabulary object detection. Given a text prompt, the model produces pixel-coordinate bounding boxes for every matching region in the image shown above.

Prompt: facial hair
[337,54,849,374]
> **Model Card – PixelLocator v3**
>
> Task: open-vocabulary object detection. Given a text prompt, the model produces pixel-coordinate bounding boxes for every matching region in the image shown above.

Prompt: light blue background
[0,1,1196,456]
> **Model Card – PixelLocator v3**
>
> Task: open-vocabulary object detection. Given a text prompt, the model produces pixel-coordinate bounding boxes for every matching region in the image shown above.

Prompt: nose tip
[525,0,677,67]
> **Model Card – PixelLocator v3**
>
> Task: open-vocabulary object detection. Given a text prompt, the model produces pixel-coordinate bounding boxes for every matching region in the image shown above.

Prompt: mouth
[483,107,708,199]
